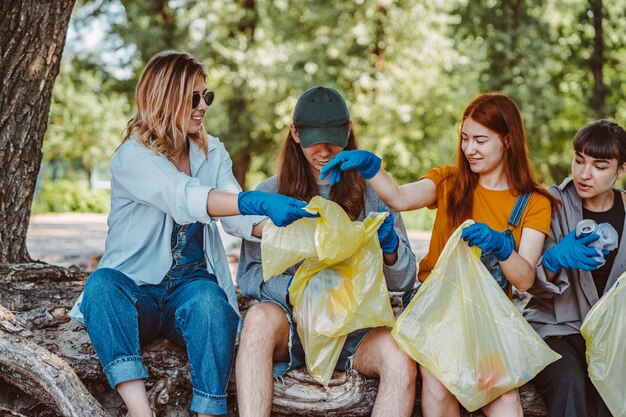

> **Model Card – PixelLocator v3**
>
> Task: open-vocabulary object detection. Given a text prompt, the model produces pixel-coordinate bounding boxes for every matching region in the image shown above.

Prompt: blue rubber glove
[320,150,382,185]
[461,222,514,261]
[377,212,399,254]
[542,230,602,274]
[238,191,318,227]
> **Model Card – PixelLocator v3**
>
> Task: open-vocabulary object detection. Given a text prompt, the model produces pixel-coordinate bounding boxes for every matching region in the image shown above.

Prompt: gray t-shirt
[236,176,417,310]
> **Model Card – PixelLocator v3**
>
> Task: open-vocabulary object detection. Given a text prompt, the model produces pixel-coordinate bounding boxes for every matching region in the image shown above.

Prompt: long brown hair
[123,51,208,159]
[446,93,559,226]
[278,130,366,220]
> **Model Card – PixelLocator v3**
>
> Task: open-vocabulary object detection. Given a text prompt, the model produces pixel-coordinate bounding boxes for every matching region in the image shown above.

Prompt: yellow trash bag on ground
[581,271,626,417]
[261,196,396,386]
[391,220,560,411]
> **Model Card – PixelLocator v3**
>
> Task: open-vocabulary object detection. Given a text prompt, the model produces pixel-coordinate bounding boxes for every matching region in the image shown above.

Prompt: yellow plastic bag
[261,196,396,386]
[261,216,317,280]
[391,220,560,411]
[581,271,626,417]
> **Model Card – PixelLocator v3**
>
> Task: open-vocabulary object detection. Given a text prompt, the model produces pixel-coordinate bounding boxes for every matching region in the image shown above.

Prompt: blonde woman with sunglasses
[69,51,315,417]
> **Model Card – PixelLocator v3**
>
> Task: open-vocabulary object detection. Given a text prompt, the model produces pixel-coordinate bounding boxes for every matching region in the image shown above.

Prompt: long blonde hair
[123,50,208,158]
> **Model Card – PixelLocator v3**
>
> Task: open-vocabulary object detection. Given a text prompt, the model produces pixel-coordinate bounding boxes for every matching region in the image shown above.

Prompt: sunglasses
[192,91,215,109]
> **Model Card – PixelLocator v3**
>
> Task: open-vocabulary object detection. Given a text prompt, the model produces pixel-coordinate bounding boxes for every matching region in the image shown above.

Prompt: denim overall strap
[507,192,531,229]
[481,192,532,295]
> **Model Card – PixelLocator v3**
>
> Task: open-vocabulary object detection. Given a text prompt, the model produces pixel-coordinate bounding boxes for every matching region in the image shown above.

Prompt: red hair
[446,93,558,226]
[278,130,366,220]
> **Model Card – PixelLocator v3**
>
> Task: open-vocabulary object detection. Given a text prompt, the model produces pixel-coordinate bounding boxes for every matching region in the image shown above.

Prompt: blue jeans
[81,265,238,415]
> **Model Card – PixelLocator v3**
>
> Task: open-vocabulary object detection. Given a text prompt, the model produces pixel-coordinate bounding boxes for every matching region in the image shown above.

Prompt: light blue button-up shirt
[70,134,263,324]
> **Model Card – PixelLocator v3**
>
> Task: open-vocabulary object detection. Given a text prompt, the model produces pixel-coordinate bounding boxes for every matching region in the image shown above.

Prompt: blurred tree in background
[39,0,626,218]
[44,63,130,183]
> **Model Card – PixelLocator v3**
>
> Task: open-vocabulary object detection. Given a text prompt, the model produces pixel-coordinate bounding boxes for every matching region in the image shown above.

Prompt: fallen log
[0,263,85,311]
[0,271,548,417]
[2,302,547,417]
[0,305,108,417]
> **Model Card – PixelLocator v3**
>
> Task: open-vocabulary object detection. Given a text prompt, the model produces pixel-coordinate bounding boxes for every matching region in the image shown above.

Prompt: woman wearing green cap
[235,86,418,417]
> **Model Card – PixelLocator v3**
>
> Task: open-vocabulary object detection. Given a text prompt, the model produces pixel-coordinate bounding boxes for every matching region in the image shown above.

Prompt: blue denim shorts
[260,300,373,378]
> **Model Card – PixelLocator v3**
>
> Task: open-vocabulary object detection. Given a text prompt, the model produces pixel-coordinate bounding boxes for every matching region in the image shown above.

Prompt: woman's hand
[238,191,318,227]
[377,212,399,254]
[320,150,382,185]
[542,230,602,273]
[461,222,514,261]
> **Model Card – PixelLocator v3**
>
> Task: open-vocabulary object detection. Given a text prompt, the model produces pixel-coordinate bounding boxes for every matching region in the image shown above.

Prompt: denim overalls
[81,222,238,415]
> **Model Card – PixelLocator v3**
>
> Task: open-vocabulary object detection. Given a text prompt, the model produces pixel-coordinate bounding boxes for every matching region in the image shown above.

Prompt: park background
[1,1,625,415]
[32,0,626,236]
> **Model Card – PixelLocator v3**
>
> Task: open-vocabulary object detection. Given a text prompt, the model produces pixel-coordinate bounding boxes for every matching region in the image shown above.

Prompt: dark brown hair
[573,119,626,165]
[277,130,366,220]
[447,93,559,226]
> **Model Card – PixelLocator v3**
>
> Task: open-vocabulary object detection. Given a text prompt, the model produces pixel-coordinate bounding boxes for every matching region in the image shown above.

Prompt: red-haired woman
[235,86,418,417]
[322,92,559,416]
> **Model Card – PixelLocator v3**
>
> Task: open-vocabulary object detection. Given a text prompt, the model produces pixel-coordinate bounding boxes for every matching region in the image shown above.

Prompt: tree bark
[0,262,86,311]
[231,149,251,189]
[0,305,108,417]
[0,0,76,264]
[589,0,605,113]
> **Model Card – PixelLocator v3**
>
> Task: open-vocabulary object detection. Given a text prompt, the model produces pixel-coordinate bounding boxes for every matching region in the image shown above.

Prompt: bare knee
[489,389,521,410]
[239,303,289,353]
[379,336,417,383]
[354,329,417,385]
[499,389,520,403]
[420,366,455,403]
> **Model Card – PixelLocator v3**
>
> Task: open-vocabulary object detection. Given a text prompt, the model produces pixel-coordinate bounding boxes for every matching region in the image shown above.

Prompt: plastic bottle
[589,223,619,266]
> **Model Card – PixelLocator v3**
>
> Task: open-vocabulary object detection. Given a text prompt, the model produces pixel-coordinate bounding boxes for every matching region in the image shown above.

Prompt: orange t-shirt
[417,166,552,283]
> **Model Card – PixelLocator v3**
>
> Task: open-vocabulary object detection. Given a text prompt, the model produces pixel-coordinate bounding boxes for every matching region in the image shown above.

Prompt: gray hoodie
[236,176,417,309]
[524,177,626,338]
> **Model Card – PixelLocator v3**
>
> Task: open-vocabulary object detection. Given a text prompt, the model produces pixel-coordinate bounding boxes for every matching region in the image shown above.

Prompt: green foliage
[400,209,437,232]
[32,180,110,214]
[55,0,625,202]
[44,62,130,179]
[452,0,626,184]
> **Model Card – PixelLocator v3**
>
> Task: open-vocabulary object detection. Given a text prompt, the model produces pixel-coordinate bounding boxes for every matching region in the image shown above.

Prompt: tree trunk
[589,0,605,114]
[372,5,387,70]
[225,0,257,190]
[232,149,251,189]
[0,0,76,264]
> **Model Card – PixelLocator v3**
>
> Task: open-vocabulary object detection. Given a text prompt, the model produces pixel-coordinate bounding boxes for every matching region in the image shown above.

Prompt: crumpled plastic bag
[261,196,395,385]
[391,220,560,411]
[581,271,626,417]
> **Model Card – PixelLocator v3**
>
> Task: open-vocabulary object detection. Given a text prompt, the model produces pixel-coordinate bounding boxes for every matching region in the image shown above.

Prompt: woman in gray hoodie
[524,119,626,417]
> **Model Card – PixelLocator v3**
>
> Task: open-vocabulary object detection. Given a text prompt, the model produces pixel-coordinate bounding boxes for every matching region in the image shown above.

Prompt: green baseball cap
[293,86,350,148]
